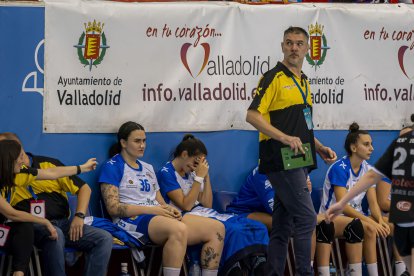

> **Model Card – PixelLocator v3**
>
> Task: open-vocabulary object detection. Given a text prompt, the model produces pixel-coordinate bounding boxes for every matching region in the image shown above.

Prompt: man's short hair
[0,132,21,143]
[284,26,309,40]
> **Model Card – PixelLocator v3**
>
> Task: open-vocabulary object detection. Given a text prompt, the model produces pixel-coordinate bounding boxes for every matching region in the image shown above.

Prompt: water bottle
[188,261,201,276]
[329,262,337,276]
[120,262,131,276]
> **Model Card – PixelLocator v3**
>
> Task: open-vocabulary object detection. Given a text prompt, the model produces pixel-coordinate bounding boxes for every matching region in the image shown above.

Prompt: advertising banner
[44,1,414,132]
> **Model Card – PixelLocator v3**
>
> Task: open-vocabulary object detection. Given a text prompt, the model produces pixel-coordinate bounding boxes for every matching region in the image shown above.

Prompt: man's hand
[69,216,84,241]
[280,135,305,155]
[317,146,337,164]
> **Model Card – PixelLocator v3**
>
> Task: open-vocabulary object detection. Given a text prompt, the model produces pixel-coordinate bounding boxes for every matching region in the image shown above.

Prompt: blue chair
[98,199,146,276]
[212,190,238,213]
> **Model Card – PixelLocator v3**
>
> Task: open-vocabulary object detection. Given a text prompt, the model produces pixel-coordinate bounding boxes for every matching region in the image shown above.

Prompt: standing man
[0,132,113,276]
[246,26,337,275]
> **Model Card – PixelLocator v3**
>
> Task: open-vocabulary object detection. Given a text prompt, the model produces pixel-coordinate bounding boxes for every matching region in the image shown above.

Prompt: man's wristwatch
[74,212,85,219]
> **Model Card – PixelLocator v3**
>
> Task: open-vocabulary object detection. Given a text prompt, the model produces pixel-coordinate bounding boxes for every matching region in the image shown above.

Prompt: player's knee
[316,220,335,244]
[172,221,188,243]
[206,220,225,243]
[343,218,364,243]
[213,220,225,234]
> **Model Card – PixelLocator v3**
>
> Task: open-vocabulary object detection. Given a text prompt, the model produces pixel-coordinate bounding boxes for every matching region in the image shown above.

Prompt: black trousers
[3,222,34,273]
[265,168,316,276]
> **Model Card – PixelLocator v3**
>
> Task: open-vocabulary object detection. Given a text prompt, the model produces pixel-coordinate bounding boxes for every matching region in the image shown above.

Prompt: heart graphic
[180,43,210,78]
[398,45,414,79]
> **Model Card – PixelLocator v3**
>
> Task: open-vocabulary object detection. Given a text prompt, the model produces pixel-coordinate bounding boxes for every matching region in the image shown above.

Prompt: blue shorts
[117,214,156,244]
[236,212,250,218]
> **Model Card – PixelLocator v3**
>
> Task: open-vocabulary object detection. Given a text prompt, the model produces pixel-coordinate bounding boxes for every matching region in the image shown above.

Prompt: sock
[367,263,379,276]
[311,260,314,268]
[348,263,362,276]
[163,267,181,276]
[202,268,218,276]
[395,261,407,275]
[402,255,412,273]
[317,266,329,276]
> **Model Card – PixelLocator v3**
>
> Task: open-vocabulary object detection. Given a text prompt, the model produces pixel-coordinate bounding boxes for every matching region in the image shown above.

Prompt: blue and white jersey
[99,154,160,210]
[319,156,373,214]
[226,167,274,215]
[158,161,199,210]
[158,161,233,220]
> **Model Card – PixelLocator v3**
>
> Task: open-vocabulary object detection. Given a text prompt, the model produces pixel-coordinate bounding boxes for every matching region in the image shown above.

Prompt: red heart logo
[180,43,210,78]
[398,45,414,79]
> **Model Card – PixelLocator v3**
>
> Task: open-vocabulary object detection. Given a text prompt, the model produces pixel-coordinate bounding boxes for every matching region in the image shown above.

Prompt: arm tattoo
[201,246,219,268]
[117,204,128,218]
[216,232,224,242]
[101,184,128,217]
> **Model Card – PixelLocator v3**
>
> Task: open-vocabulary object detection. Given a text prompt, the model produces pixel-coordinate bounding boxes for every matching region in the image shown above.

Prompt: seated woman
[225,166,273,231]
[157,134,269,275]
[226,166,313,231]
[0,139,96,276]
[98,121,210,276]
[319,122,403,276]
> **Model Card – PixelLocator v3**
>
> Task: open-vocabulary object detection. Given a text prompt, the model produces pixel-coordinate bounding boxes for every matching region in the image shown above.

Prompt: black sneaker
[227,262,243,276]
[252,256,266,276]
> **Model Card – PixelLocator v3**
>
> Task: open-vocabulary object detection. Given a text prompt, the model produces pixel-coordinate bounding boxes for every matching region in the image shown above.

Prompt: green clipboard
[281,143,314,170]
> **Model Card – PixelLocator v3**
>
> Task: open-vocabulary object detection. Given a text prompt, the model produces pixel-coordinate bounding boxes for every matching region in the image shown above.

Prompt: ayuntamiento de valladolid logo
[306,22,330,70]
[74,20,110,71]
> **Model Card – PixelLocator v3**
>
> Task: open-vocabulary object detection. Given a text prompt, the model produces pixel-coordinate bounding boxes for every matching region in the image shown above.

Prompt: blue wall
[0,5,400,215]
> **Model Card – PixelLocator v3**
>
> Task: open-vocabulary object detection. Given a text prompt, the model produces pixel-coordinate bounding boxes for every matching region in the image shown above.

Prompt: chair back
[212,190,238,213]
[99,198,113,220]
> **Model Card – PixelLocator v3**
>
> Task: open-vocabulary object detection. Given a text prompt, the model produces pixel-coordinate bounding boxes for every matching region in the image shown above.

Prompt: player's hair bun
[182,134,195,142]
[349,122,359,133]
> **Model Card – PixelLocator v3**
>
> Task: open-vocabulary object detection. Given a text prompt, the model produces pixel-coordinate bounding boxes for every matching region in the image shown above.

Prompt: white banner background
[44,1,414,133]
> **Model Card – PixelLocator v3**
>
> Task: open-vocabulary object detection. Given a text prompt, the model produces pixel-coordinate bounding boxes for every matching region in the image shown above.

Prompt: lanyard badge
[303,107,314,130]
[30,200,46,218]
[291,76,314,130]
[27,186,45,218]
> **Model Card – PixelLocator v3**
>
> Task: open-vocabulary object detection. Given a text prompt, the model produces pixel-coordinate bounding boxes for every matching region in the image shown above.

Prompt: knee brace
[343,218,364,243]
[316,220,335,244]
